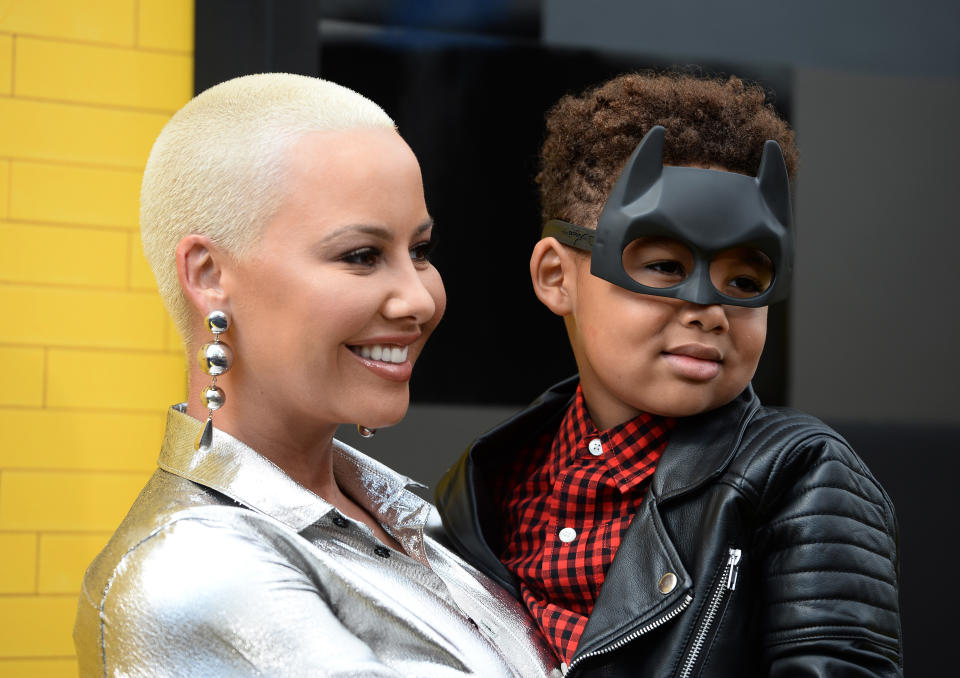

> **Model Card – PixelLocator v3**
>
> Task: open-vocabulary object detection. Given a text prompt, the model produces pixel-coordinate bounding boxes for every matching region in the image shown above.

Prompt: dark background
[196,1,959,674]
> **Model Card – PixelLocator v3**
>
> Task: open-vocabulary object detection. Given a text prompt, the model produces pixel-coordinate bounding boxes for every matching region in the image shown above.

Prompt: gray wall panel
[791,69,960,423]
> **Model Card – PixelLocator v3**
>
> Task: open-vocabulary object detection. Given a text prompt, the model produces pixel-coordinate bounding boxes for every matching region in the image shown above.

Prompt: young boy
[435,73,902,677]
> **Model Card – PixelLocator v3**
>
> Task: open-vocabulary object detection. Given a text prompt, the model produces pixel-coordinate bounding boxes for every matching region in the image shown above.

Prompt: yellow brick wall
[0,2,193,674]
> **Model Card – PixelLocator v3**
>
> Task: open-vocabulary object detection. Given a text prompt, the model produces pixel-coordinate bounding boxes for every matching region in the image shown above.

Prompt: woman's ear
[176,234,228,317]
[529,237,577,317]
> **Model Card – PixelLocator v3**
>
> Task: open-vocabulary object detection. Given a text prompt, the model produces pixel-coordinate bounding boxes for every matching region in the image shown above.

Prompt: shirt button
[588,439,604,456]
[374,545,391,558]
[558,527,577,543]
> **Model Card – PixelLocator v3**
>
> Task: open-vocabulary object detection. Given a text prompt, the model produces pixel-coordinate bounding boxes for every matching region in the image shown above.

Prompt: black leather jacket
[436,377,903,677]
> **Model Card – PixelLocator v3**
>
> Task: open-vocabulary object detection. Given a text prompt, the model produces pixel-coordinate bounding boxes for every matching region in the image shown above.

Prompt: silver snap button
[588,439,603,456]
[558,527,577,543]
[658,572,678,594]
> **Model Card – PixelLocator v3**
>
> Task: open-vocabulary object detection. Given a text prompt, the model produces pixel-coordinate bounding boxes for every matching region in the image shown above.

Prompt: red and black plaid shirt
[497,386,674,664]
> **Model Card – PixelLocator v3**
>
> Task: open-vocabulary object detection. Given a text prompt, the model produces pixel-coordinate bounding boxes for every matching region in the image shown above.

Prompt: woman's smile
[347,338,419,382]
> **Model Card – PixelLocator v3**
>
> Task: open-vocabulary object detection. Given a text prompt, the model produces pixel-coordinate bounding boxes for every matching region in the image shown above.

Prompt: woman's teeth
[353,345,409,364]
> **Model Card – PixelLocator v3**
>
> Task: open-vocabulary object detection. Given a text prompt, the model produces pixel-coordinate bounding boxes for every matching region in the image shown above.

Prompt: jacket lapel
[574,488,692,658]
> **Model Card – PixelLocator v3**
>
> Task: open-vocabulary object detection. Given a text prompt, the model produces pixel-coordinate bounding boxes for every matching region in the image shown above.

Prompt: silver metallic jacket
[74,405,559,677]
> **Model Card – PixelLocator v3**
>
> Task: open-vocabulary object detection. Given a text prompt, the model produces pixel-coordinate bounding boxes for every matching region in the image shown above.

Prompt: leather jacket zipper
[562,594,694,676]
[677,547,742,678]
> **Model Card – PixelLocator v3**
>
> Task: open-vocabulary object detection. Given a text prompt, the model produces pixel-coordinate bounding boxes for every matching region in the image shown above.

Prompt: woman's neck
[185,366,402,551]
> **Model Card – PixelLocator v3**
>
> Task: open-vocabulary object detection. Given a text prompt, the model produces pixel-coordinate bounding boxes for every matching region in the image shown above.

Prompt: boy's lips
[664,343,723,361]
[662,343,723,381]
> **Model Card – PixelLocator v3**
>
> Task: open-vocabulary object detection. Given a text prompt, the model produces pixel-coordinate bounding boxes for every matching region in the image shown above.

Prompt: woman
[73,73,557,677]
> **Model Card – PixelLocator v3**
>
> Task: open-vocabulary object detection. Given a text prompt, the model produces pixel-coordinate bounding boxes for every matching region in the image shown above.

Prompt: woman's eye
[410,239,436,265]
[341,247,381,267]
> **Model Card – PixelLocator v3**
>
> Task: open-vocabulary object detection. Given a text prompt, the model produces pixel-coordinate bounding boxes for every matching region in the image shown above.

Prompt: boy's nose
[679,302,729,333]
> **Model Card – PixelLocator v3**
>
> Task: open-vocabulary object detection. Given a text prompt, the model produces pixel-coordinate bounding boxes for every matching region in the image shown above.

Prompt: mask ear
[618,125,666,205]
[757,140,791,226]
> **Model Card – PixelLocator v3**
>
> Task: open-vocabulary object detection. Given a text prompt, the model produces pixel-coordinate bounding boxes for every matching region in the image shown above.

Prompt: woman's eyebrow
[318,223,392,244]
[319,219,434,244]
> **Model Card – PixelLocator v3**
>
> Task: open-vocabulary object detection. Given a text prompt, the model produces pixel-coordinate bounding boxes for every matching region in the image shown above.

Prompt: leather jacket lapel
[651,386,761,502]
[574,492,692,660]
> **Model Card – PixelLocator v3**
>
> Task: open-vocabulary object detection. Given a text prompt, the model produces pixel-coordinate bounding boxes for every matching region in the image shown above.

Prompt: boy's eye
[726,275,763,296]
[710,247,773,298]
[341,247,381,267]
[622,236,694,288]
[646,260,686,277]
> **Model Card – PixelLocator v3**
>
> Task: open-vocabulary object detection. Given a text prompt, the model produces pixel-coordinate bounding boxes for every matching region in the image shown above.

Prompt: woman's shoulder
[75,481,316,667]
[79,469,303,612]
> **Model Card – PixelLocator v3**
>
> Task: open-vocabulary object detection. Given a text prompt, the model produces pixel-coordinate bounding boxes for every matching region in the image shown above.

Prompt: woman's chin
[350,400,410,431]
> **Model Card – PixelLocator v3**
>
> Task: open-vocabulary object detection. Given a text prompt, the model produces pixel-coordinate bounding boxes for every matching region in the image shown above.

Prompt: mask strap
[542,219,595,252]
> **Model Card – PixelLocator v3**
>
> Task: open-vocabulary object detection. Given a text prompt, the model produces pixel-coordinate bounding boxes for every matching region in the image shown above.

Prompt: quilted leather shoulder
[729,408,902,667]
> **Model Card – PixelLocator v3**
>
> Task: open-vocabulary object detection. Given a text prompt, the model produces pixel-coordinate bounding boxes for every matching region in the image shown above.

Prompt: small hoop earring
[357,425,376,438]
[195,310,233,451]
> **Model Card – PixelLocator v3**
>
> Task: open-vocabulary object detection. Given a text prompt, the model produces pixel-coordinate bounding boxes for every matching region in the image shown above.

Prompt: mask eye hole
[621,237,695,288]
[709,247,774,299]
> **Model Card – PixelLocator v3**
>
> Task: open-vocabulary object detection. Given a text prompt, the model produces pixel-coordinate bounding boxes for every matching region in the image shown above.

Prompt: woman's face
[221,128,445,436]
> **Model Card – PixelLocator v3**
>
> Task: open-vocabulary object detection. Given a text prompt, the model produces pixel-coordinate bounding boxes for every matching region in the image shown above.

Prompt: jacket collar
[651,385,761,501]
[450,375,760,501]
[159,404,431,539]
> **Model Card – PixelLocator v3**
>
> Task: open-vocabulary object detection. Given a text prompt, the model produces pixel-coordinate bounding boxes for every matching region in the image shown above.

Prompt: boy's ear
[176,234,229,317]
[530,237,577,316]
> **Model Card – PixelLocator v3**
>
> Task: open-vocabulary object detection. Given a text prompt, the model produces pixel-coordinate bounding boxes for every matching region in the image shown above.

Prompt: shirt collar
[552,385,675,492]
[158,404,430,536]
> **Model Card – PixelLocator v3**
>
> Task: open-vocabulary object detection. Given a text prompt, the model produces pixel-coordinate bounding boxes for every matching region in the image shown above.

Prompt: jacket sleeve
[754,432,903,677]
[92,516,406,678]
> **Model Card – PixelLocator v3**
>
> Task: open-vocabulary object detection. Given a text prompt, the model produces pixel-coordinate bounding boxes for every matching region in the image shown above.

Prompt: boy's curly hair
[537,72,798,229]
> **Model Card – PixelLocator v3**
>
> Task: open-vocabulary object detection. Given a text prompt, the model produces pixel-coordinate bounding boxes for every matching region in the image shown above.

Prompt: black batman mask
[542,125,793,307]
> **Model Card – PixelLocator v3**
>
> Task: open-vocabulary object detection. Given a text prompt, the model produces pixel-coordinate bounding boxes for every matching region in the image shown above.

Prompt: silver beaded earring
[195,310,233,451]
[357,425,376,438]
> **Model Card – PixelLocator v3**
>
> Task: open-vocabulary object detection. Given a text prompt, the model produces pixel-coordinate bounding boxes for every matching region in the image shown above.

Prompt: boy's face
[564,251,767,428]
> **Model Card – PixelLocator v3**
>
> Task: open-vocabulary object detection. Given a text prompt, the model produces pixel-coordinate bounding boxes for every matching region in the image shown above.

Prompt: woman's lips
[662,344,723,381]
[347,343,414,382]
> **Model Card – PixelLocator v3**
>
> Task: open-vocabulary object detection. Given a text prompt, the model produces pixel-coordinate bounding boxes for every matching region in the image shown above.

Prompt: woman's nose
[382,263,438,324]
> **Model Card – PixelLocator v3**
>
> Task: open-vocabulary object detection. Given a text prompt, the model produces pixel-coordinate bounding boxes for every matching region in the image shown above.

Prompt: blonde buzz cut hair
[140,72,395,345]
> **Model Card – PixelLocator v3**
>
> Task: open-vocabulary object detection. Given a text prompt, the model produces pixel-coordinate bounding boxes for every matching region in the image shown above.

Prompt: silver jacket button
[658,572,678,594]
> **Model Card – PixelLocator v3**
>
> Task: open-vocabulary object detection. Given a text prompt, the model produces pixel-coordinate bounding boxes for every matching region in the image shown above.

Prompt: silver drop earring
[357,425,376,438]
[195,310,233,451]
